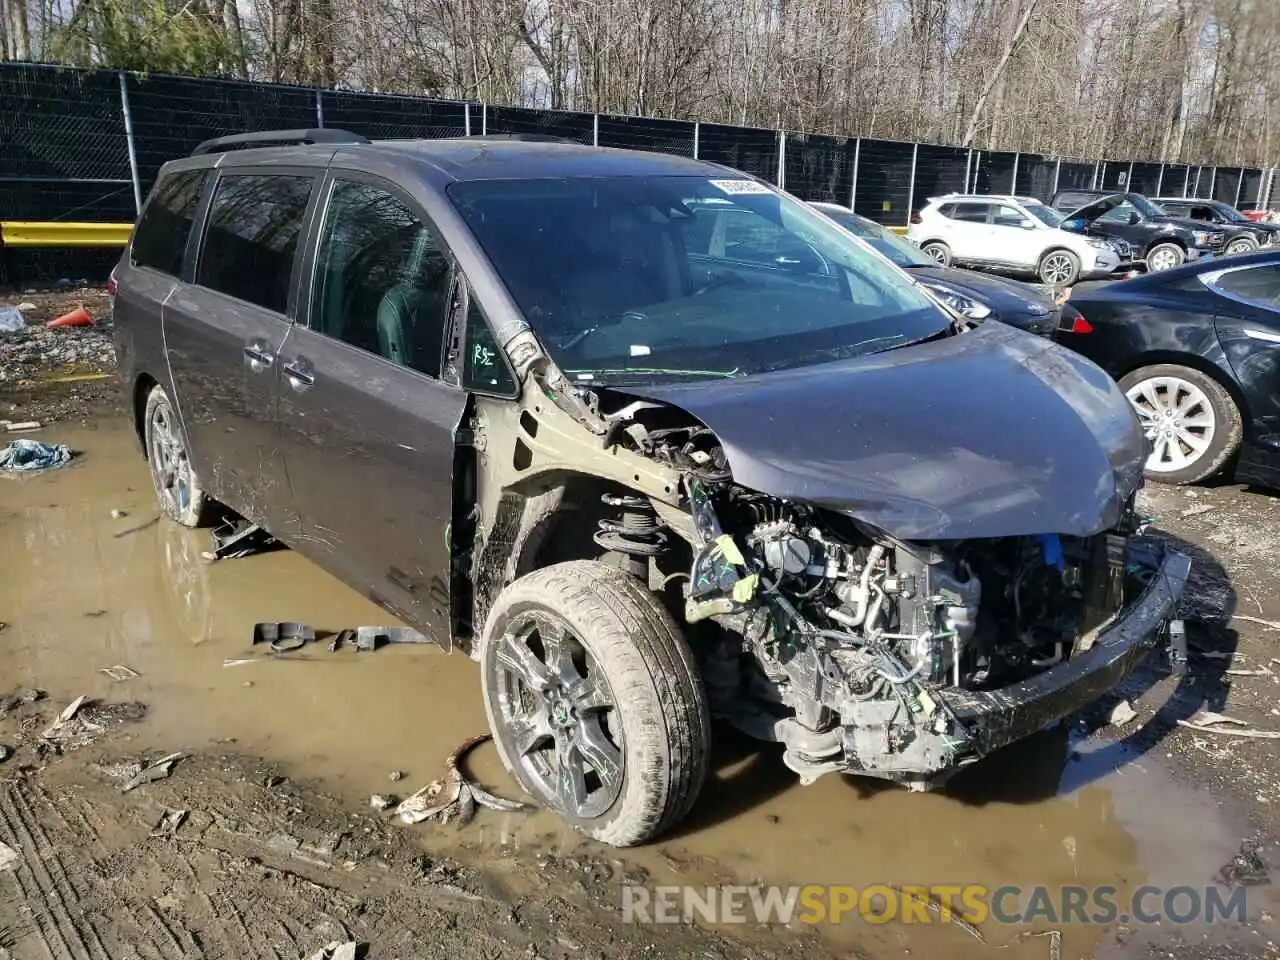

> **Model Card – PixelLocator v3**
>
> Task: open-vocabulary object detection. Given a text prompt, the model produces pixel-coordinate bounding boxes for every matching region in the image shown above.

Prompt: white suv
[908,194,1122,286]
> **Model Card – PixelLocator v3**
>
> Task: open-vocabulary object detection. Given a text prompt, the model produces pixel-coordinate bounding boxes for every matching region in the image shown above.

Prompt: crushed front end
[677,478,1189,787]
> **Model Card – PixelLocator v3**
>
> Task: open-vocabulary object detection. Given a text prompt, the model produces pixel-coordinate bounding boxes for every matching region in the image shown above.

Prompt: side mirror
[1127,211,1142,225]
[1021,219,1037,230]
[1063,218,1085,233]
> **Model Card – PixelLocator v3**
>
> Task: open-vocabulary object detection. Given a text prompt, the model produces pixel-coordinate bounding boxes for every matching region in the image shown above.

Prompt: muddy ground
[5,290,1280,959]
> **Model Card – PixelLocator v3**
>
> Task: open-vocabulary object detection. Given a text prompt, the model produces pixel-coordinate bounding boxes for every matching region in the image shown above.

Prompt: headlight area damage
[462,332,1190,790]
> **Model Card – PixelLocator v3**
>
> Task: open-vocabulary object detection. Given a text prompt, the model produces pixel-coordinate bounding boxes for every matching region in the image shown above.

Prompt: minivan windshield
[448,176,948,384]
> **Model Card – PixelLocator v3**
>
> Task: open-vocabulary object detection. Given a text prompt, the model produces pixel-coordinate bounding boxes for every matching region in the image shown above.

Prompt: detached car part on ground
[1060,249,1280,488]
[809,202,1063,335]
[114,132,1190,847]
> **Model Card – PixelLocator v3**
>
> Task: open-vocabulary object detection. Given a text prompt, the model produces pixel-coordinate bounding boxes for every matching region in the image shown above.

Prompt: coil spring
[594,494,668,557]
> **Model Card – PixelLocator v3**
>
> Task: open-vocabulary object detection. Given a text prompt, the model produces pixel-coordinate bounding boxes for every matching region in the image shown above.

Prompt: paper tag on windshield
[709,179,772,196]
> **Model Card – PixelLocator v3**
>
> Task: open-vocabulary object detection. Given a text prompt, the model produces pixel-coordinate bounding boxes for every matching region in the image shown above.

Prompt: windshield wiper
[565,366,742,385]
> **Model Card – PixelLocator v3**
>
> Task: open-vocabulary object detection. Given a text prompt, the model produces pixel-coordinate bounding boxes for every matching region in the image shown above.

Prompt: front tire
[1119,364,1242,485]
[1146,242,1185,272]
[143,385,212,527]
[1226,237,1257,255]
[480,560,710,847]
[1038,249,1080,286]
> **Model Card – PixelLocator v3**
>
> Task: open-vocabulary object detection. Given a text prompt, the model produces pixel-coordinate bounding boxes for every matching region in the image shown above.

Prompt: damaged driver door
[276,174,467,645]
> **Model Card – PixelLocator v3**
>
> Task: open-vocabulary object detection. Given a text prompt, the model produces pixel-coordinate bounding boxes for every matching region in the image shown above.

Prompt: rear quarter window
[131,170,206,277]
[196,174,314,314]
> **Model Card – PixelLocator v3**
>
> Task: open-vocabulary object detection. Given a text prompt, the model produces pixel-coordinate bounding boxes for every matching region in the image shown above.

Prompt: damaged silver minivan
[113,130,1190,846]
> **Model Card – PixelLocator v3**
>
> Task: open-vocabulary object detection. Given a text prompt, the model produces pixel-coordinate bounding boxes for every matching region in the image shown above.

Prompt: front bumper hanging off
[840,539,1191,782]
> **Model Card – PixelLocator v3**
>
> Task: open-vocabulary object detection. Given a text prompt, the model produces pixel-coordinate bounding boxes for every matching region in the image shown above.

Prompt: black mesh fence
[597,115,695,156]
[483,105,594,144]
[696,122,779,182]
[0,60,1273,243]
[322,91,468,140]
[853,139,913,224]
[783,133,855,204]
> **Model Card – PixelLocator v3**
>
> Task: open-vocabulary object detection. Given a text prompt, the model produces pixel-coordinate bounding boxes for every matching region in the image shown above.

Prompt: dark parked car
[1058,249,1280,486]
[113,129,1188,846]
[809,202,1062,335]
[1051,190,1223,272]
[1153,197,1280,254]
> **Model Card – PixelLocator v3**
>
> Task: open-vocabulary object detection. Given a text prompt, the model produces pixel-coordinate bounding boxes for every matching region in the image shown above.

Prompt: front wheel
[920,241,951,266]
[1038,249,1080,286]
[1119,364,1242,485]
[1226,237,1258,255]
[1146,243,1185,272]
[480,560,710,846]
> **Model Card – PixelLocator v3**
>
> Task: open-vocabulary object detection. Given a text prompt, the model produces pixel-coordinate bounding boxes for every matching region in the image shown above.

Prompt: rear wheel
[1038,249,1080,286]
[144,385,212,527]
[1118,364,1242,485]
[1146,243,1185,272]
[920,241,951,266]
[480,560,710,846]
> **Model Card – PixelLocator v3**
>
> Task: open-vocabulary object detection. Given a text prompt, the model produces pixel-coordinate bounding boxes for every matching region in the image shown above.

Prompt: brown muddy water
[2,418,1276,960]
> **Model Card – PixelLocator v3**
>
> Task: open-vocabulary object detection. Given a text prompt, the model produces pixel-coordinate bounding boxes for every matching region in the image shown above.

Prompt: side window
[462,296,517,395]
[1211,266,1280,309]
[1097,201,1136,225]
[937,203,956,218]
[197,174,313,314]
[131,170,205,276]
[949,202,990,223]
[992,205,1026,227]
[311,180,450,378]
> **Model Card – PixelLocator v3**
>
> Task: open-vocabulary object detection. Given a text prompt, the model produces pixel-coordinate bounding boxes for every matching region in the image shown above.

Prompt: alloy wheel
[1125,375,1217,474]
[1041,253,1075,284]
[148,401,194,518]
[490,612,623,820]
[923,245,947,264]
[1148,248,1180,271]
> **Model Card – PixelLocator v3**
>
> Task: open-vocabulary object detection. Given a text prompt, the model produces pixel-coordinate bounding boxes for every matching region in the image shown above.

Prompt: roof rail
[192,128,369,156]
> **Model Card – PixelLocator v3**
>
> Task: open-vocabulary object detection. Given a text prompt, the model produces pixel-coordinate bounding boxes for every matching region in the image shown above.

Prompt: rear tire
[480,560,710,847]
[920,242,951,266]
[1145,243,1185,272]
[1118,364,1242,485]
[143,385,212,528]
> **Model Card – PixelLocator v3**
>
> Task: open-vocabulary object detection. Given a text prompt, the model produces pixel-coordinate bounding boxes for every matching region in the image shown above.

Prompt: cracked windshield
[449,176,947,383]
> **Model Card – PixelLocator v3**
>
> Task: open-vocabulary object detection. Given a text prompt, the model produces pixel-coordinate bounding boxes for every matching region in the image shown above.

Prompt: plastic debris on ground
[100,664,140,682]
[0,307,24,333]
[252,621,316,653]
[395,734,532,827]
[1108,699,1137,726]
[45,305,94,328]
[332,625,432,652]
[0,840,20,871]
[121,752,185,793]
[151,809,188,837]
[0,438,73,472]
[306,942,359,960]
[206,517,279,560]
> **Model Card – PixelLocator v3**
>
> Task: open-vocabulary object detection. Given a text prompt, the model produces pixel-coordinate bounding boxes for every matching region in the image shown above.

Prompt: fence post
[776,130,786,189]
[482,103,487,136]
[1094,161,1104,190]
[1185,166,1193,197]
[118,71,143,216]
[314,88,324,127]
[905,142,919,225]
[464,103,471,137]
[692,122,699,159]
[1155,164,1165,196]
[964,149,973,193]
[1209,166,1217,200]
[1233,170,1243,209]
[1010,152,1019,195]
[593,113,599,147]
[1051,157,1061,197]
[1125,161,1133,189]
[849,138,861,209]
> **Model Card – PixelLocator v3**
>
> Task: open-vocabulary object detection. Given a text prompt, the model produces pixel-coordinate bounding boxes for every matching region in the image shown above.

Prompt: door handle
[243,343,275,371]
[283,358,315,389]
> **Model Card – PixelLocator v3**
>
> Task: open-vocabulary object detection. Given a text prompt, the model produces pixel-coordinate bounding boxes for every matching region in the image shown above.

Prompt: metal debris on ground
[151,809,188,836]
[100,664,140,682]
[5,422,42,433]
[1233,614,1280,631]
[207,518,279,560]
[120,752,185,793]
[252,621,316,653]
[1218,840,1269,887]
[1177,711,1280,740]
[0,438,73,472]
[396,734,533,827]
[1108,699,1137,726]
[305,942,359,960]
[343,626,432,652]
[0,840,20,871]
[888,884,985,943]
[369,794,395,811]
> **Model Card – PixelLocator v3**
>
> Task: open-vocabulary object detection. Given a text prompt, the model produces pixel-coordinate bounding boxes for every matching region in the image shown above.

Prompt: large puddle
[2,419,1275,959]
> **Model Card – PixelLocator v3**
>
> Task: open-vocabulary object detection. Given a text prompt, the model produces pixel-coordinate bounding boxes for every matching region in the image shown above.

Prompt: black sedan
[1058,249,1280,487]
[809,202,1062,335]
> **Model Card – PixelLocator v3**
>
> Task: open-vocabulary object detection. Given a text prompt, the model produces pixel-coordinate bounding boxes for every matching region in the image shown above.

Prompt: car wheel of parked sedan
[480,559,710,847]
[1226,237,1258,255]
[1119,364,1242,485]
[1038,249,1080,286]
[1145,243,1185,272]
[920,242,951,266]
[144,384,213,527]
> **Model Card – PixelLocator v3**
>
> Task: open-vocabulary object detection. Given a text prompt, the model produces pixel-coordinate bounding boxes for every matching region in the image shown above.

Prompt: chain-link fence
[2,60,1277,230]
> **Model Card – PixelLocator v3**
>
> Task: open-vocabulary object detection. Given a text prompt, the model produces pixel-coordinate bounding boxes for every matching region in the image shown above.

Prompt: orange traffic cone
[46,305,94,328]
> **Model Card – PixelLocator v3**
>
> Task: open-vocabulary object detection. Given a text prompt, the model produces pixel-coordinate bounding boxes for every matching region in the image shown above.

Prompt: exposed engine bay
[464,345,1181,790]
